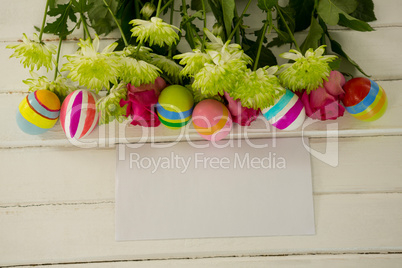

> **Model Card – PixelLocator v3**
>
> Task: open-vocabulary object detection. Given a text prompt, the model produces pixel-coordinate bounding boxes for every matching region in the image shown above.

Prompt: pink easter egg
[192,99,232,141]
[60,90,99,139]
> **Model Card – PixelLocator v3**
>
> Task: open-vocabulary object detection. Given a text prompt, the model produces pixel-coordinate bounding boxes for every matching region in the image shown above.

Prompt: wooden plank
[312,136,402,194]
[0,80,401,148]
[9,254,402,268]
[1,193,402,266]
[1,136,402,205]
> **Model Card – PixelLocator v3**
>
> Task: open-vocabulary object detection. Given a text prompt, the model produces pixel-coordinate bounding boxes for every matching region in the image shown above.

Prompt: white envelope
[116,137,315,241]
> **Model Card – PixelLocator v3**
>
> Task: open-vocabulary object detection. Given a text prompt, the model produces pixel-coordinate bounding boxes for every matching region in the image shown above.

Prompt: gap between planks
[2,192,402,209]
[2,252,402,268]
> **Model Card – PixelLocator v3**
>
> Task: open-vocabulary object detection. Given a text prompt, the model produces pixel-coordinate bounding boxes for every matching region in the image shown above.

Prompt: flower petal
[323,70,346,96]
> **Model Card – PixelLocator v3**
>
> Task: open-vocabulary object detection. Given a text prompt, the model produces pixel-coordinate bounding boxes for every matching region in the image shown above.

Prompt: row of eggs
[17,77,388,141]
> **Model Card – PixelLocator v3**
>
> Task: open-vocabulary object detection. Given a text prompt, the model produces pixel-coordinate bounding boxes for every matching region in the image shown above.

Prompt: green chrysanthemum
[62,35,120,92]
[231,67,286,110]
[149,54,182,84]
[122,45,153,61]
[192,42,248,96]
[130,17,180,47]
[119,56,161,87]
[204,29,252,65]
[23,72,75,101]
[279,45,337,93]
[96,82,128,125]
[173,49,212,77]
[187,84,224,104]
[7,33,56,71]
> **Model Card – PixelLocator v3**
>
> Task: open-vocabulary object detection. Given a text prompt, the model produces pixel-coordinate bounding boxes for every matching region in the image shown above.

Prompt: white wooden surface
[1,0,402,267]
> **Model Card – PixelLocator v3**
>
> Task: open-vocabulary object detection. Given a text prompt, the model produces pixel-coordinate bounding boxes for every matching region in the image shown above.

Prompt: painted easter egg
[342,78,387,121]
[157,85,194,129]
[262,89,305,131]
[192,99,232,141]
[60,90,99,139]
[16,90,61,135]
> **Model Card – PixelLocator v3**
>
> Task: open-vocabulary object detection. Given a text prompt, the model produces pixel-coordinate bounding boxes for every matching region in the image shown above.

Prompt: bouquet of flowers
[9,0,385,140]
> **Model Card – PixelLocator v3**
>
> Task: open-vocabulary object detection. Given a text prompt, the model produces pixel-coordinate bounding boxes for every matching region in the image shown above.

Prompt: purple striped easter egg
[262,89,305,131]
[60,90,99,139]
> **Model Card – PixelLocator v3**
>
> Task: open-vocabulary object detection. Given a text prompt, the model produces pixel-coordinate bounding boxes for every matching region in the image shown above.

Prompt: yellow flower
[23,71,75,101]
[231,67,286,110]
[130,17,180,47]
[174,49,212,77]
[119,56,161,87]
[7,33,56,71]
[279,45,337,93]
[149,54,183,84]
[61,35,120,92]
[96,81,128,125]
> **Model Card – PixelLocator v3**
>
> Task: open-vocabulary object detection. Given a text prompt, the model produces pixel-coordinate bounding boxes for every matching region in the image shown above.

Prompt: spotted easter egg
[16,90,61,135]
[262,89,305,131]
[192,99,233,141]
[157,85,194,129]
[342,78,387,121]
[60,90,99,139]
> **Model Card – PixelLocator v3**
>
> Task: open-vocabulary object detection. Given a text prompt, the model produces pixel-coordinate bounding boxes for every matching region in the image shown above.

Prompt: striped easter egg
[342,78,387,121]
[157,85,194,129]
[262,89,305,131]
[60,90,99,139]
[192,99,232,141]
[16,90,61,135]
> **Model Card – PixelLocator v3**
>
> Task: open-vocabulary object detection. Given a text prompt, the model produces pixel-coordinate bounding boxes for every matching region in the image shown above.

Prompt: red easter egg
[342,77,371,107]
[342,77,387,121]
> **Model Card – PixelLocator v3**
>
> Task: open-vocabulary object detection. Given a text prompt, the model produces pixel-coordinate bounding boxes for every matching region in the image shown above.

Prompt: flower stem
[38,0,50,41]
[81,13,92,42]
[103,0,128,47]
[227,0,252,42]
[253,11,272,71]
[135,40,144,55]
[201,0,207,52]
[275,4,300,51]
[156,0,163,17]
[158,0,173,17]
[168,0,176,58]
[54,37,63,80]
[134,0,140,19]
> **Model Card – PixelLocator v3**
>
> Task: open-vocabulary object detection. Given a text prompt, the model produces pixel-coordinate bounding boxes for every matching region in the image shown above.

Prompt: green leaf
[276,5,295,36]
[257,0,278,12]
[191,0,212,12]
[72,0,93,13]
[349,0,377,22]
[338,13,374,31]
[87,0,118,36]
[319,18,370,76]
[300,18,324,54]
[289,0,315,32]
[180,13,201,49]
[44,2,76,38]
[243,37,277,68]
[329,57,341,70]
[115,0,138,49]
[317,0,374,31]
[332,0,358,14]
[220,0,235,38]
[207,0,223,24]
